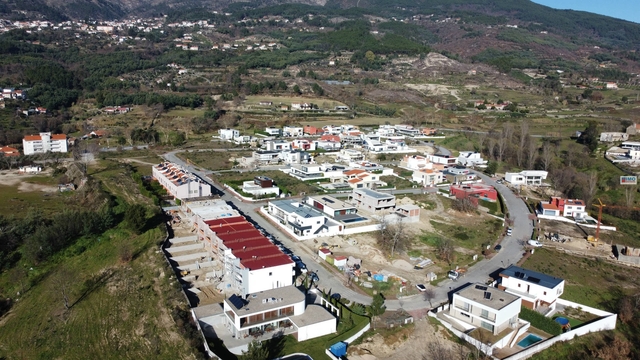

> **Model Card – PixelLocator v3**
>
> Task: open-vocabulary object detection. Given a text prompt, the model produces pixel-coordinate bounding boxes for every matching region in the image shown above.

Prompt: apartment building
[22,132,68,155]
[152,161,212,199]
[351,188,396,213]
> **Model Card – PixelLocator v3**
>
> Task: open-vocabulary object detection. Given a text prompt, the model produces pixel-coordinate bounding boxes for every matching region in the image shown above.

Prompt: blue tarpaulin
[329,342,347,357]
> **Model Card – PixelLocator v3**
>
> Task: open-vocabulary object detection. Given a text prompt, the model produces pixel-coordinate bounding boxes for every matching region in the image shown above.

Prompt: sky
[531,0,640,24]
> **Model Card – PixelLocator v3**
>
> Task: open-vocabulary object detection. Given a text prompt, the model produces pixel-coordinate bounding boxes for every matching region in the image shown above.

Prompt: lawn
[429,217,504,251]
[177,149,252,171]
[522,248,640,310]
[380,175,414,189]
[0,184,69,217]
[216,170,321,197]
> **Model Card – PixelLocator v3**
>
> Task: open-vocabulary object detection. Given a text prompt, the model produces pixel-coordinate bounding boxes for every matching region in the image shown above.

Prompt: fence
[501,299,617,360]
[428,304,494,357]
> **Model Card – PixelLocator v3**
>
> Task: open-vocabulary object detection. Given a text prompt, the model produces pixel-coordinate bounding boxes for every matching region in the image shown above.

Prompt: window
[518,283,521,288]
[269,272,272,276]
[543,291,547,295]
[481,321,494,332]
[480,309,490,320]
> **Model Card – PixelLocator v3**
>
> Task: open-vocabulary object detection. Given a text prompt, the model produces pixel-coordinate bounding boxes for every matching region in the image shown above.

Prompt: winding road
[163,150,534,311]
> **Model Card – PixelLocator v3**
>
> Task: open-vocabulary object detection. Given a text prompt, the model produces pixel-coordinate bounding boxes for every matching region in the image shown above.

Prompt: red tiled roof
[348,178,362,184]
[541,203,559,210]
[205,216,246,227]
[50,134,67,140]
[24,135,41,141]
[344,169,366,176]
[240,254,293,270]
[319,248,331,254]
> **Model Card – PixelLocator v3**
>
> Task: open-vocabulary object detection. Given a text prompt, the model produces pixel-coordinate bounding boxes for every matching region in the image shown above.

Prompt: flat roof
[270,200,326,219]
[226,286,305,315]
[500,265,564,289]
[455,283,520,311]
[396,204,420,211]
[354,188,395,199]
[186,200,238,221]
[289,305,336,328]
[308,195,355,210]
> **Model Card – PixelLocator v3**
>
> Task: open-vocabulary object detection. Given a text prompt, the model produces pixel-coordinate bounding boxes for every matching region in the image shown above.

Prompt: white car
[527,240,543,247]
[416,284,427,292]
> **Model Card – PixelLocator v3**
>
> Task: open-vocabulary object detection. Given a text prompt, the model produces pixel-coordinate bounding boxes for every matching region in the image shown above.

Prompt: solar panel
[483,291,492,300]
[322,197,335,203]
[528,277,541,284]
[228,294,245,310]
[475,285,487,291]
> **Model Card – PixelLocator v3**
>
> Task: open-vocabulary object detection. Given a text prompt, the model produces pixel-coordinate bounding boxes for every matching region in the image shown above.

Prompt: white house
[504,170,548,186]
[279,150,311,165]
[283,126,304,137]
[152,161,212,199]
[222,286,336,344]
[22,132,68,155]
[264,127,281,136]
[219,128,239,140]
[599,132,629,142]
[314,139,341,151]
[241,176,280,197]
[499,265,564,312]
[400,154,430,170]
[337,149,364,163]
[394,124,421,137]
[376,125,396,137]
[412,168,444,186]
[305,195,358,219]
[427,153,457,166]
[457,151,487,167]
[342,169,386,189]
[267,200,343,237]
[252,150,281,164]
[450,283,521,335]
[264,140,292,151]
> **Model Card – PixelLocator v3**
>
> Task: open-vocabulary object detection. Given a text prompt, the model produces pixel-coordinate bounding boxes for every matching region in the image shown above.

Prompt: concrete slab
[165,243,204,254]
[169,235,198,244]
[170,252,209,262]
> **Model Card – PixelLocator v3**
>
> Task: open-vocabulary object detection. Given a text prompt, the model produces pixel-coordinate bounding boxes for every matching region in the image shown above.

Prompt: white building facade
[22,132,68,155]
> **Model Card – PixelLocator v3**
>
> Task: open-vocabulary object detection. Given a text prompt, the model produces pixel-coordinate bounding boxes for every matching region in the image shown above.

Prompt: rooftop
[455,283,520,311]
[354,188,395,200]
[289,304,336,328]
[185,200,238,221]
[271,200,325,219]
[225,286,305,315]
[308,195,355,210]
[500,265,564,289]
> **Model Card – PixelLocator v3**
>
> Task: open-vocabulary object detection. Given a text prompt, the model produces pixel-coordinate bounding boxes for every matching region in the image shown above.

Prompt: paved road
[163,151,534,311]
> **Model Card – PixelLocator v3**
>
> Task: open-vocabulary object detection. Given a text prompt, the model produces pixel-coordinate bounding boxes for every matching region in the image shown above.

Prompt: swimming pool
[517,334,543,348]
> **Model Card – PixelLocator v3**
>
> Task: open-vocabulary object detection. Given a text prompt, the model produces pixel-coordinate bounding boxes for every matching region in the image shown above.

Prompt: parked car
[506,227,513,236]
[416,284,427,292]
[447,270,460,280]
[494,244,502,252]
[295,261,307,273]
[310,272,319,282]
[291,255,301,262]
[527,240,543,247]
[330,293,341,301]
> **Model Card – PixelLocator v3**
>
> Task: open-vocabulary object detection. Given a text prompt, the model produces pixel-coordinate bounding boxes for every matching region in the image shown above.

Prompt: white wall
[297,317,337,341]
[246,263,294,295]
[501,277,564,307]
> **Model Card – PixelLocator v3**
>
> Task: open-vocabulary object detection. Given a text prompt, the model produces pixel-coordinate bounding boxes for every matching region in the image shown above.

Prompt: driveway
[162,151,534,310]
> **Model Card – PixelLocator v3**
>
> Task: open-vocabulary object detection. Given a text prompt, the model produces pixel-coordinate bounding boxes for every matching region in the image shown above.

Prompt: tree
[241,340,269,360]
[435,238,455,265]
[485,161,498,175]
[625,186,637,207]
[541,141,555,171]
[365,50,375,62]
[377,216,411,257]
[517,122,529,167]
[578,120,599,152]
[368,293,386,329]
[526,136,537,169]
[452,198,477,213]
[292,85,301,95]
[584,171,598,209]
[124,204,147,234]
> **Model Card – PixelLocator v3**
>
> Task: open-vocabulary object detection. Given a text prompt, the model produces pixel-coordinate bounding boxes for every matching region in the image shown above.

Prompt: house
[241,176,280,197]
[605,82,618,90]
[599,132,629,142]
[400,154,430,170]
[625,123,640,135]
[18,165,41,174]
[499,265,564,312]
[291,103,313,111]
[283,126,304,137]
[233,135,254,145]
[376,125,396,137]
[444,167,477,184]
[318,248,332,260]
[450,183,498,203]
[221,286,336,345]
[90,130,108,138]
[291,139,316,151]
[314,139,341,151]
[22,132,68,155]
[267,199,343,237]
[394,204,420,222]
[342,169,385,189]
[259,101,273,106]
[264,140,291,151]
[152,161,212,199]
[543,197,586,217]
[219,128,239,140]
[504,171,548,186]
[394,124,421,137]
[0,146,20,157]
[351,188,396,213]
[334,105,349,111]
[337,149,364,163]
[538,203,560,217]
[457,151,487,167]
[427,153,457,166]
[252,150,281,164]
[279,150,311,165]
[35,107,47,114]
[421,128,437,136]
[305,195,358,220]
[320,134,341,143]
[288,164,324,180]
[264,127,281,136]
[303,125,321,135]
[412,168,444,186]
[450,283,521,336]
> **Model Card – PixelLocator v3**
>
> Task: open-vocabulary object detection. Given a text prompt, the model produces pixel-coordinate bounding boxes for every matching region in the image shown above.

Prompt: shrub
[519,307,562,335]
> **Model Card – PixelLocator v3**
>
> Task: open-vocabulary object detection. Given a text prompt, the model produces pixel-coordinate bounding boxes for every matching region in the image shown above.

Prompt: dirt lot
[0,169,58,192]
[537,219,614,258]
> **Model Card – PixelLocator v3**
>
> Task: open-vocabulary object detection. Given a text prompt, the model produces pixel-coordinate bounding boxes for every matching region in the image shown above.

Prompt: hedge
[519,307,562,336]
